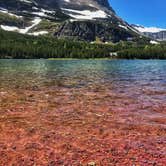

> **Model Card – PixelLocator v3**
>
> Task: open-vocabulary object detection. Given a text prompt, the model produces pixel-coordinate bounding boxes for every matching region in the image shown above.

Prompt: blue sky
[109,0,166,28]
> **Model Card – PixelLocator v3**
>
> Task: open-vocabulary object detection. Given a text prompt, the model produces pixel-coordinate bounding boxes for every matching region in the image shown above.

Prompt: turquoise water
[0,59,165,90]
[0,59,166,106]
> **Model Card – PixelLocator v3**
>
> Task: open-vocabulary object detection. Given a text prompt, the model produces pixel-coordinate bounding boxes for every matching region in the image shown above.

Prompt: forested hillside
[0,30,115,58]
[0,30,166,59]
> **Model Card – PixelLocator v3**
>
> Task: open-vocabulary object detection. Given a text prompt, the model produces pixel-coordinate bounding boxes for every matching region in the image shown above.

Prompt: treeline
[117,44,166,59]
[0,29,166,59]
[0,30,116,59]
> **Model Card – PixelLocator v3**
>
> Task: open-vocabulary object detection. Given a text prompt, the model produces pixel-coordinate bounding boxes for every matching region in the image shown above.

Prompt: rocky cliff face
[0,0,139,42]
[145,31,166,41]
[55,20,134,42]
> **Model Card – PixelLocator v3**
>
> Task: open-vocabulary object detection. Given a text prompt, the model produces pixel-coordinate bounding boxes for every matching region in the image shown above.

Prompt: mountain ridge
[132,24,166,41]
[0,0,139,42]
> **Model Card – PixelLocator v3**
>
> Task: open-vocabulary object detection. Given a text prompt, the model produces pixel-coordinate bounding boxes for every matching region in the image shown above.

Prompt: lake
[0,60,166,165]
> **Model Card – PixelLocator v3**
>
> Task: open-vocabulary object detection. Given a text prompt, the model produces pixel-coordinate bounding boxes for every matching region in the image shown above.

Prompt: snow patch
[150,40,159,44]
[1,17,41,34]
[32,11,48,17]
[62,8,108,20]
[29,31,48,36]
[41,8,55,14]
[19,0,32,4]
[0,25,19,32]
[119,24,128,30]
[63,0,70,2]
[134,26,166,33]
[31,8,55,18]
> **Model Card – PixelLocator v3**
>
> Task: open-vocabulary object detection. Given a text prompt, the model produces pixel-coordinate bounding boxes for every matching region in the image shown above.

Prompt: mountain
[132,24,166,41]
[0,0,139,42]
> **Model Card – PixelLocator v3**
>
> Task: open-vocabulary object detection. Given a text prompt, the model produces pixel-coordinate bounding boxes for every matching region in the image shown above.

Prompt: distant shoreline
[0,58,166,60]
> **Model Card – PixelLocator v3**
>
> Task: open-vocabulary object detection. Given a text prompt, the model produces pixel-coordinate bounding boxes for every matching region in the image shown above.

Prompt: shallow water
[0,60,166,165]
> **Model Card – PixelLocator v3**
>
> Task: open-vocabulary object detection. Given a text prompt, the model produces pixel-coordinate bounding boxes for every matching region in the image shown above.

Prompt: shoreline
[0,58,166,60]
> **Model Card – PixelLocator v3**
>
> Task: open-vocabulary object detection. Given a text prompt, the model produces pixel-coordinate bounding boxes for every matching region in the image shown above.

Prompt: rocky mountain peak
[0,0,139,42]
